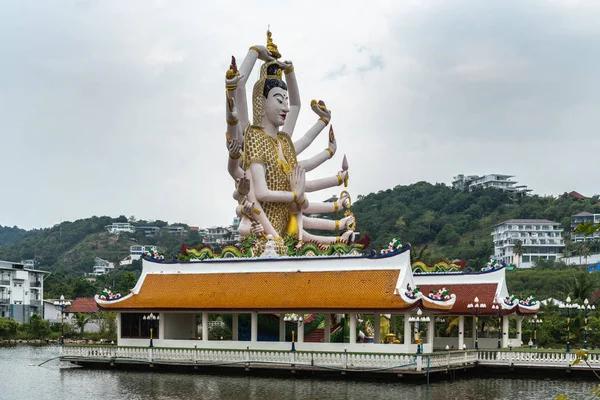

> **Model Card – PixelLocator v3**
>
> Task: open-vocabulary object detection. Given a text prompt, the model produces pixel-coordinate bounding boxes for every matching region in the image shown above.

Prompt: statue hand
[340,215,355,230]
[290,165,306,201]
[311,100,331,121]
[241,196,254,216]
[237,175,251,196]
[277,60,293,71]
[328,126,337,154]
[225,74,244,87]
[251,222,264,235]
[339,191,351,208]
[340,230,355,245]
[226,95,238,120]
[227,137,241,158]
[253,45,274,62]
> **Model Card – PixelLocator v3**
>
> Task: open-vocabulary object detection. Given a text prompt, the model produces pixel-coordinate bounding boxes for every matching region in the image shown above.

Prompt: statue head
[252,62,288,127]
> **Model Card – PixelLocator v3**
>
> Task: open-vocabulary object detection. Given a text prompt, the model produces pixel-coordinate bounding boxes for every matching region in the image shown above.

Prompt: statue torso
[243,127,298,235]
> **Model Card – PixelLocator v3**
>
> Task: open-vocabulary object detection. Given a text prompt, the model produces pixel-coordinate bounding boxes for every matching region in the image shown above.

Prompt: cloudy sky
[1,0,599,230]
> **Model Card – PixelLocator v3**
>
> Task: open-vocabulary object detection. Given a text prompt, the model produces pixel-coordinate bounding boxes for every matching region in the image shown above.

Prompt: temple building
[97,247,537,353]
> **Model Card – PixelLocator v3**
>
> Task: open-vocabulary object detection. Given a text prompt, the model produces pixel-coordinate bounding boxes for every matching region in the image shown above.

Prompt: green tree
[74,313,92,335]
[72,277,96,298]
[513,240,525,268]
[27,314,51,339]
[565,275,595,302]
[0,318,18,339]
[422,210,435,232]
[574,242,591,265]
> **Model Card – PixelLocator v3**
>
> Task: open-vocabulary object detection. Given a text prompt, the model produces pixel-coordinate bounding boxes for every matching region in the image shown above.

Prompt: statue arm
[301,230,354,245]
[237,46,274,128]
[281,64,300,137]
[297,125,338,172]
[294,120,327,155]
[303,192,350,214]
[305,171,347,193]
[226,136,244,180]
[294,100,332,155]
[248,162,300,204]
[236,50,259,129]
[298,151,330,172]
[303,215,354,231]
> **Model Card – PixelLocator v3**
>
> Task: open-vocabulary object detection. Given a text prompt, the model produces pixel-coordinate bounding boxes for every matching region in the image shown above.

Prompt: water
[1,345,597,400]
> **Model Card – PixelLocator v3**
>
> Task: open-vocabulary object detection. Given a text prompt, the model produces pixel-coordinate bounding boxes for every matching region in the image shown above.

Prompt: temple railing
[60,346,479,372]
[476,350,600,369]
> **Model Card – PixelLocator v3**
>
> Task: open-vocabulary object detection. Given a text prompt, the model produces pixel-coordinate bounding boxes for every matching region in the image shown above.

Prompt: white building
[492,219,565,268]
[453,174,531,195]
[91,257,115,275]
[165,226,187,236]
[105,222,135,234]
[0,260,49,322]
[120,245,157,266]
[571,212,600,242]
[203,218,241,246]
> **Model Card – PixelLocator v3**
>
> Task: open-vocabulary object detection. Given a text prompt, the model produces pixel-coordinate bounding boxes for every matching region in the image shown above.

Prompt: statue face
[264,87,289,127]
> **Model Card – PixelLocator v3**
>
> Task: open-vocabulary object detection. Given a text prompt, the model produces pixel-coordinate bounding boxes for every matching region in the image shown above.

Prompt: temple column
[349,313,357,344]
[516,316,523,346]
[279,314,285,342]
[202,312,209,343]
[374,313,381,343]
[232,313,239,341]
[458,316,465,350]
[502,315,509,347]
[297,316,304,343]
[427,315,434,348]
[472,316,477,348]
[404,313,411,346]
[324,314,331,343]
[250,312,258,343]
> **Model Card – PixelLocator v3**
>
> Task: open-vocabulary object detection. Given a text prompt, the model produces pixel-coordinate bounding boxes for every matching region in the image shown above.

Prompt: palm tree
[574,242,591,265]
[513,240,525,268]
[564,275,595,302]
[74,313,92,335]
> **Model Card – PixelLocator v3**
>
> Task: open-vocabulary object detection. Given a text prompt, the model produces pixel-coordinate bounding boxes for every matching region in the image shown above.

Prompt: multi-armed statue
[224,31,356,255]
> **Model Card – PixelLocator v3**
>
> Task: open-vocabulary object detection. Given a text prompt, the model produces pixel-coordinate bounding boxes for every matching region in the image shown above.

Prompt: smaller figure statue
[260,234,280,258]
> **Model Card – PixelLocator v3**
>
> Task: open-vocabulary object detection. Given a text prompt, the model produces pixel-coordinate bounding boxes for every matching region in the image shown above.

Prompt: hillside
[0,225,26,246]
[0,216,202,275]
[351,182,600,266]
[0,182,599,276]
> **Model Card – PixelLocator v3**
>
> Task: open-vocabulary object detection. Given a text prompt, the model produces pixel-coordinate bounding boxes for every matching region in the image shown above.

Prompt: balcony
[0,280,10,286]
[0,297,10,305]
[30,280,42,288]
[30,300,42,307]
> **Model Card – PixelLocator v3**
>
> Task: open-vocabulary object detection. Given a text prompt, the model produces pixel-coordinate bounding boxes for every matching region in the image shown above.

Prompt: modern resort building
[0,259,49,322]
[492,219,565,268]
[571,212,600,243]
[452,174,531,196]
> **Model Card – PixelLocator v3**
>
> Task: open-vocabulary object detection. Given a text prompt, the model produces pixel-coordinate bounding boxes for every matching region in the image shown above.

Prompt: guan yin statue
[222,31,358,257]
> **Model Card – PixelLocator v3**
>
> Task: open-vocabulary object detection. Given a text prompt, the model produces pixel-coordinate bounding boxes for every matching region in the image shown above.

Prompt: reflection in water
[1,345,596,400]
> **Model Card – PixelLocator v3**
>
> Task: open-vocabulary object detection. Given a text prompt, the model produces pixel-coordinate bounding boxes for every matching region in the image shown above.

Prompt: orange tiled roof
[66,297,99,313]
[419,284,499,315]
[99,270,413,311]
